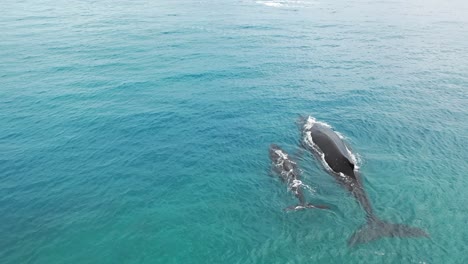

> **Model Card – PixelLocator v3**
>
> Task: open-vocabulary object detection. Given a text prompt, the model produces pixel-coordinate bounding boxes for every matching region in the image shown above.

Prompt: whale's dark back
[310,124,355,178]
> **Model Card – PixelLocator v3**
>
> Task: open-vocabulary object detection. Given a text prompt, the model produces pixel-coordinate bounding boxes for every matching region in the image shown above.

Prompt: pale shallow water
[1,0,467,263]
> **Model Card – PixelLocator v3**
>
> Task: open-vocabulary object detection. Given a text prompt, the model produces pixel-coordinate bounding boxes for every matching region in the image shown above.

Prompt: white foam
[345,145,360,169]
[256,1,283,7]
[287,178,315,195]
[274,149,288,160]
[291,179,302,188]
[304,115,332,130]
[256,0,320,8]
[304,116,316,130]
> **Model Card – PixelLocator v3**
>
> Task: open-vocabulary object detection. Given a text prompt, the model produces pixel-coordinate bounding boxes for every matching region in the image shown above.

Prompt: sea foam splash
[256,0,319,8]
[256,1,283,7]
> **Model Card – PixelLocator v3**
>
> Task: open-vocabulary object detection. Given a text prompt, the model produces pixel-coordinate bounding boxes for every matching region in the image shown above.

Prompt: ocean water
[1,0,467,263]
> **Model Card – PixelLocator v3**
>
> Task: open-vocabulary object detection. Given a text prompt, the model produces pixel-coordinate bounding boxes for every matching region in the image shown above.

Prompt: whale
[269,144,329,211]
[301,116,428,246]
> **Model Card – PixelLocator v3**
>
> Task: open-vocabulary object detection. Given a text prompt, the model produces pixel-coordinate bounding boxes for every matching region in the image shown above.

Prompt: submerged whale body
[269,144,329,211]
[301,116,428,246]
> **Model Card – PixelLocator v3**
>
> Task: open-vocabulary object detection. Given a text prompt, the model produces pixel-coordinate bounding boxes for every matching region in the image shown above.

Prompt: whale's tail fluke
[348,218,428,246]
[284,203,330,211]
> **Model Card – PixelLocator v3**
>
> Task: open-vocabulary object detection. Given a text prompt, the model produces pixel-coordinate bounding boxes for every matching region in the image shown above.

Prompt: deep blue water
[1,0,467,263]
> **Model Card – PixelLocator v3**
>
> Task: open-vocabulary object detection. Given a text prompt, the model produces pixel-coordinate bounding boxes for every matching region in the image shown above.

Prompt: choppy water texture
[1,0,467,263]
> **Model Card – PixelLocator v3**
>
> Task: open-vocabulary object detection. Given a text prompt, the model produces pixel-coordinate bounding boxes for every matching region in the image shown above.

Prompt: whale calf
[269,144,328,211]
[301,116,428,245]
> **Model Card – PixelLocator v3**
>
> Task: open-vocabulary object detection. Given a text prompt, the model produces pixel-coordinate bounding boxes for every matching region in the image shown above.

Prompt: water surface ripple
[1,0,467,263]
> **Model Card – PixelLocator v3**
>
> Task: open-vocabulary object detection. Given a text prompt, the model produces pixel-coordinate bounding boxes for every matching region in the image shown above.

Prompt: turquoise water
[1,0,467,263]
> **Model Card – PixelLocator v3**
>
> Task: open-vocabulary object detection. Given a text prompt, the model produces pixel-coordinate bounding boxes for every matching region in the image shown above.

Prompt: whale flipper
[348,219,429,246]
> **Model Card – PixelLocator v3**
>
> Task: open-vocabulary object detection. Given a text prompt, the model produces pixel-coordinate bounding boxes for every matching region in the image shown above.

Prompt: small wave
[256,0,319,8]
[256,1,283,7]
